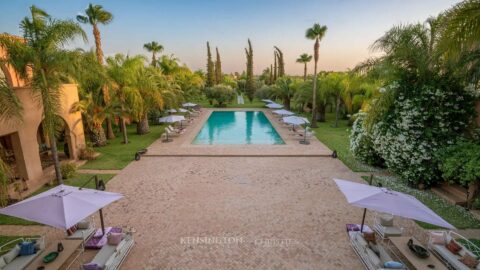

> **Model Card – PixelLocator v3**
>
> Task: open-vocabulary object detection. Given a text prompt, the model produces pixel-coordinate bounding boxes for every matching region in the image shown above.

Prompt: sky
[0,0,461,75]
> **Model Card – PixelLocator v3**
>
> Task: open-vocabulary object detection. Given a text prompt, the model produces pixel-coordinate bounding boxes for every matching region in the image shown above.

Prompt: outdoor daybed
[83,231,134,270]
[373,213,403,239]
[66,218,96,241]
[428,231,480,270]
[348,224,406,270]
[0,236,45,270]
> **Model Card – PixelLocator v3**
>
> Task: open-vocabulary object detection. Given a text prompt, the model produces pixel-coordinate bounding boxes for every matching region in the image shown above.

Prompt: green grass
[366,175,480,229]
[0,235,39,254]
[457,239,480,257]
[0,174,115,226]
[294,113,375,172]
[81,124,165,170]
[194,97,267,109]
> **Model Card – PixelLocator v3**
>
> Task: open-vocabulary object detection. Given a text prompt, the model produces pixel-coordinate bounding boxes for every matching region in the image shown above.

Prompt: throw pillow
[429,231,446,245]
[67,225,77,236]
[459,253,479,268]
[0,256,6,268]
[384,261,405,269]
[34,239,45,251]
[107,232,124,245]
[446,240,462,254]
[83,262,102,270]
[3,245,20,264]
[363,232,376,244]
[77,220,90,229]
[380,214,394,227]
[19,242,35,256]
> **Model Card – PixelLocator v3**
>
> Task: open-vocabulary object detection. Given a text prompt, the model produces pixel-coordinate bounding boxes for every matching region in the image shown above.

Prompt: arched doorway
[36,118,74,170]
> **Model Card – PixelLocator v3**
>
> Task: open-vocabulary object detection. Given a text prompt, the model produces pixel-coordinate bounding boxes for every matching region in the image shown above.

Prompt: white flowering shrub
[371,81,476,185]
[350,112,383,166]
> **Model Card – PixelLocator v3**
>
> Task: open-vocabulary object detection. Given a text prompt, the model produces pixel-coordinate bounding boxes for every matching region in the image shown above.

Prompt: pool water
[192,111,285,145]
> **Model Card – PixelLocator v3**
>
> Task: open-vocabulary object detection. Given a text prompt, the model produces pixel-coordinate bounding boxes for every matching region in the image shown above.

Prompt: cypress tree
[245,39,255,102]
[206,42,215,87]
[274,46,285,77]
[269,64,273,85]
[273,52,277,82]
[215,47,222,84]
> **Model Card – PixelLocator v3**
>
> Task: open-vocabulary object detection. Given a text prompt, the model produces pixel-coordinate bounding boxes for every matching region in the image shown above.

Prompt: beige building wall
[0,45,86,184]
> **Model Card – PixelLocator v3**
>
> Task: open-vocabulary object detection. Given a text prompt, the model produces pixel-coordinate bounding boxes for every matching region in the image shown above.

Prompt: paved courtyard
[106,156,366,269]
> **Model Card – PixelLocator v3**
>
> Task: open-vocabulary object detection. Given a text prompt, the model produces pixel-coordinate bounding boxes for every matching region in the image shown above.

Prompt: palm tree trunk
[284,98,291,110]
[136,115,150,135]
[121,118,128,144]
[93,24,104,65]
[90,125,107,146]
[318,103,326,122]
[105,118,115,139]
[334,95,340,127]
[152,52,156,67]
[50,136,63,184]
[311,38,319,128]
[303,63,307,81]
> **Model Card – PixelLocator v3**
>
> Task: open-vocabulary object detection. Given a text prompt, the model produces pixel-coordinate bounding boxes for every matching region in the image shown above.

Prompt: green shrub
[350,112,383,166]
[254,85,272,100]
[79,142,97,160]
[60,163,77,179]
[437,140,480,186]
[204,84,236,107]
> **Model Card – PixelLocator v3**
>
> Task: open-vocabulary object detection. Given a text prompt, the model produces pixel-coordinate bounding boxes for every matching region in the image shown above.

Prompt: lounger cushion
[459,254,479,268]
[3,246,19,263]
[375,224,402,237]
[447,240,463,254]
[430,231,446,245]
[380,214,394,227]
[107,232,123,245]
[77,220,91,229]
[83,262,102,270]
[366,247,381,268]
[354,232,368,247]
[3,252,40,270]
[0,257,6,268]
[433,244,470,270]
[91,244,116,268]
[384,261,404,269]
[19,242,35,256]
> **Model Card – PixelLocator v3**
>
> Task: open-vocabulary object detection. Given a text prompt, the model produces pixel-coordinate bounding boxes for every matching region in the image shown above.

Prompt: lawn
[81,124,165,170]
[0,173,115,226]
[367,175,480,229]
[309,114,376,172]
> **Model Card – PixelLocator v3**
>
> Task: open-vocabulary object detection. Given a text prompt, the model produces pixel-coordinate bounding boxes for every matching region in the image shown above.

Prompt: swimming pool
[192,111,285,145]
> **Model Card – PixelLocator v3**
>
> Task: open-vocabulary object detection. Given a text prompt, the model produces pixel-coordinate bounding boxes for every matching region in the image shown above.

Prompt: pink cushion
[430,232,446,245]
[107,232,123,245]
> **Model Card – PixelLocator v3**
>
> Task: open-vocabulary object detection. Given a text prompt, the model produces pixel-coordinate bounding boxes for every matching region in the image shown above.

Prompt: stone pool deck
[145,108,332,157]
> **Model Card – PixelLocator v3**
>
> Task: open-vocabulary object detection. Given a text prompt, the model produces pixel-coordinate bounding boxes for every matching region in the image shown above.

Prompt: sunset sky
[1,0,460,75]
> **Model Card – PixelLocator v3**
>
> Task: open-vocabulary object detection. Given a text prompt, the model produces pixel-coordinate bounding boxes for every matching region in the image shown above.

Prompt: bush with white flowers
[350,112,383,166]
[369,81,476,185]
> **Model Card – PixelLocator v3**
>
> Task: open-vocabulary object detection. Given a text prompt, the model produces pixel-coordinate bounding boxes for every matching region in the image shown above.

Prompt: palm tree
[106,54,145,143]
[296,53,313,81]
[143,41,164,67]
[306,23,327,127]
[271,77,298,110]
[0,6,87,183]
[77,4,116,139]
[0,78,22,206]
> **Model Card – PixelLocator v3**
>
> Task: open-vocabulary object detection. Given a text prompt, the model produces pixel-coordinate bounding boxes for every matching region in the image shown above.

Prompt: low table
[389,237,448,270]
[26,239,83,270]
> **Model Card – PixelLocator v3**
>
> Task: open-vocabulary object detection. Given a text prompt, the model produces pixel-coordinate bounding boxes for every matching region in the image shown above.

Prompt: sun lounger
[0,236,45,270]
[428,231,480,270]
[167,126,184,135]
[373,213,403,239]
[85,227,123,249]
[347,224,406,270]
[83,231,134,270]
